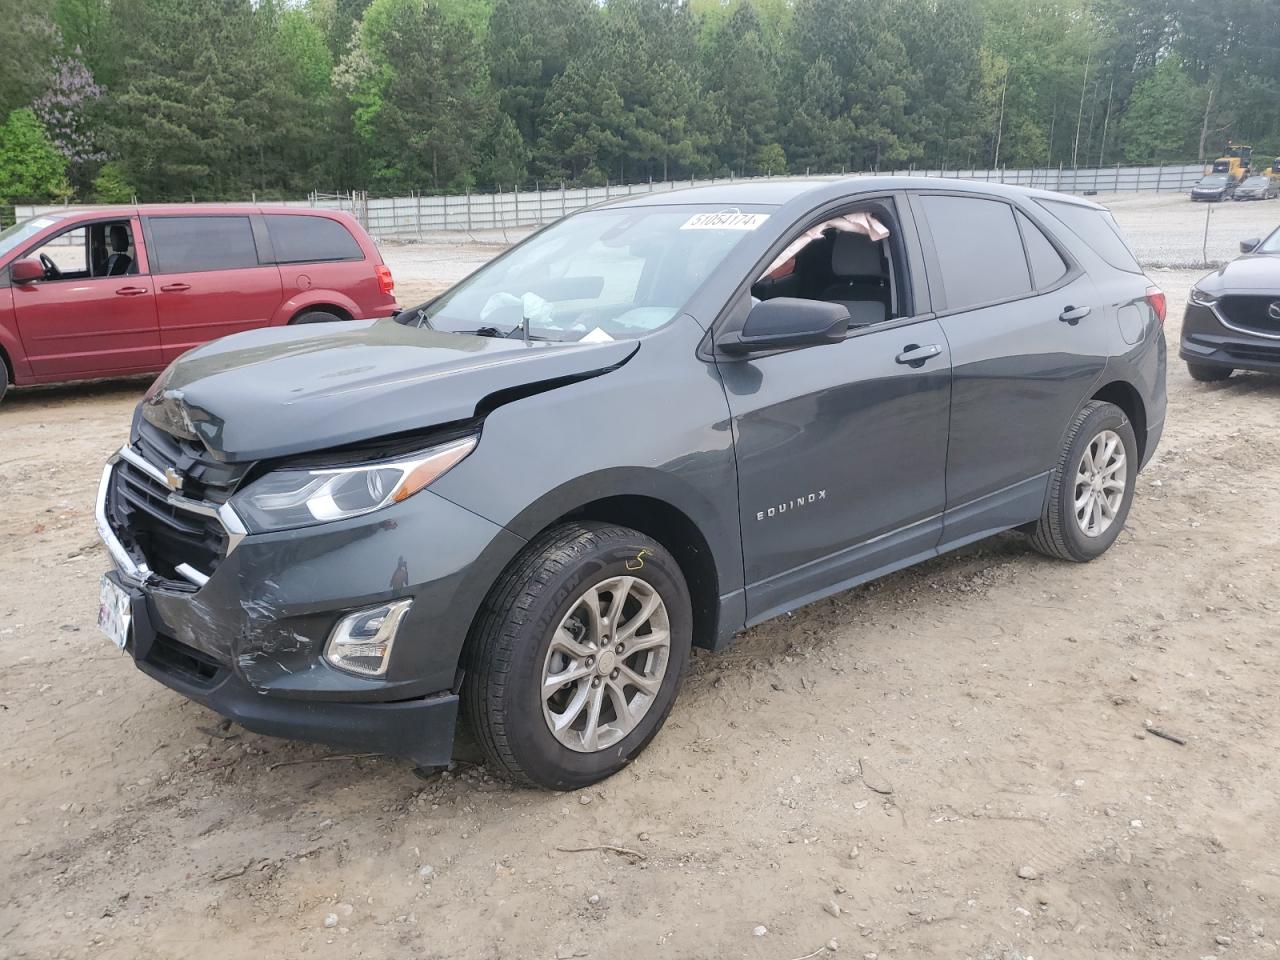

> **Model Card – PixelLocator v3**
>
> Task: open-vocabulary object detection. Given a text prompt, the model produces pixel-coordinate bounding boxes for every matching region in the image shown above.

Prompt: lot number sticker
[680,211,769,231]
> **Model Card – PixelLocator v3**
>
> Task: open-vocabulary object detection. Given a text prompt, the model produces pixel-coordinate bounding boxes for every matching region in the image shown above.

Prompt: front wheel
[1029,400,1137,562]
[463,522,692,789]
[1187,361,1232,382]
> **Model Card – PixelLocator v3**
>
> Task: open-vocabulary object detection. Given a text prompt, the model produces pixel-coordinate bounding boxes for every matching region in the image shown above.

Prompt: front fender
[429,317,744,600]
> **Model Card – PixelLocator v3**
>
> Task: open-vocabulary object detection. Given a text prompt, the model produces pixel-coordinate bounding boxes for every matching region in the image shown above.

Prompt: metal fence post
[561,181,566,217]
[416,191,422,239]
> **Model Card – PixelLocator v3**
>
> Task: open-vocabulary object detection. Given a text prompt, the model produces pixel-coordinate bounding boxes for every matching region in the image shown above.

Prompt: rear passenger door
[909,192,1108,546]
[144,215,283,360]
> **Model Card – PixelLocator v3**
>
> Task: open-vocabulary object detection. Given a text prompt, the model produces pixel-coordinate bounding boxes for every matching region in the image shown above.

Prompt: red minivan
[0,205,397,402]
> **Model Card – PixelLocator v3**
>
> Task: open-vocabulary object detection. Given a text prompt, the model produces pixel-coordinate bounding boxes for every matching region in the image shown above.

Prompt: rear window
[149,216,260,273]
[265,214,363,263]
[919,194,1032,310]
[1016,211,1069,289]
[1035,199,1142,274]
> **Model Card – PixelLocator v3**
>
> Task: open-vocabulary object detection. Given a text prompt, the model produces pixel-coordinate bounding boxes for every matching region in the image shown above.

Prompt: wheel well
[289,303,352,324]
[1091,380,1147,462]
[560,496,721,650]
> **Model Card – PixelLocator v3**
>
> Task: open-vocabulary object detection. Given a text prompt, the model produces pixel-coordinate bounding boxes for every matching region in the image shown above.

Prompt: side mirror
[718,298,849,356]
[1241,238,1261,254]
[10,258,43,284]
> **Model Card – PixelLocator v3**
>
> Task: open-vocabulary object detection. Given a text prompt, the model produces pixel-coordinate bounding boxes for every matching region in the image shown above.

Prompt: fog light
[324,599,412,677]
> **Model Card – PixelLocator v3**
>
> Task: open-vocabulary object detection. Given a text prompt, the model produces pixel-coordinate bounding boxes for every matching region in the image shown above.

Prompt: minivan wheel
[0,354,8,405]
[1029,400,1137,563]
[1186,361,1232,382]
[463,522,692,790]
[290,309,344,325]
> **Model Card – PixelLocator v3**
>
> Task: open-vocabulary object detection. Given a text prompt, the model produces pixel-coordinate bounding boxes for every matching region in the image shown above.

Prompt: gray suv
[96,178,1167,789]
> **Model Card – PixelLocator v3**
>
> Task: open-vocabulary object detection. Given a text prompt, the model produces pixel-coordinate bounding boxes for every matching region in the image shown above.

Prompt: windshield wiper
[457,325,554,341]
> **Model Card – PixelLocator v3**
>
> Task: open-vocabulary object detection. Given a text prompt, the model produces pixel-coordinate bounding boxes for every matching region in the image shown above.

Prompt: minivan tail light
[376,264,394,296]
[1145,286,1166,324]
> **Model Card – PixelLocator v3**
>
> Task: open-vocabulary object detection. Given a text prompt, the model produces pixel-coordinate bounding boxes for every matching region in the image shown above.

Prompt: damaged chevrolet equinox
[97,179,1167,789]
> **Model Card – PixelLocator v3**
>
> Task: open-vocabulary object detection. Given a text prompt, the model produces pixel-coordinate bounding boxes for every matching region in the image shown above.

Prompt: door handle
[115,286,149,296]
[1059,305,1091,325]
[895,343,943,367]
[160,283,191,293]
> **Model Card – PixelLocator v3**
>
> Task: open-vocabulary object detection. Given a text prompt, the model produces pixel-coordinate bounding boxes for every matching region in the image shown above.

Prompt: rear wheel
[1186,361,1232,382]
[463,522,692,789]
[290,309,344,325]
[1029,400,1137,563]
[0,353,9,405]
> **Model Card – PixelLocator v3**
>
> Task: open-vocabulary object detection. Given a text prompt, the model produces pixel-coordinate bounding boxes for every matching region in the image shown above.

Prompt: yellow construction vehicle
[1269,156,1280,184]
[1208,143,1253,182]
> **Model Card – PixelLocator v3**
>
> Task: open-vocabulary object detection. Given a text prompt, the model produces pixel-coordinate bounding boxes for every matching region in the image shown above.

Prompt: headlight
[234,436,476,533]
[1189,286,1218,306]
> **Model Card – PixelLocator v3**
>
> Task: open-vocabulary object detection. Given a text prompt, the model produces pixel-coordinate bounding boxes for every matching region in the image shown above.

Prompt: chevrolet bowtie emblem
[163,466,184,491]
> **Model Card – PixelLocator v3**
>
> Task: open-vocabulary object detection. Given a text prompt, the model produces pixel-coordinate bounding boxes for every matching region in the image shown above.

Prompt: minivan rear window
[1035,199,1142,274]
[265,215,362,263]
[149,216,260,273]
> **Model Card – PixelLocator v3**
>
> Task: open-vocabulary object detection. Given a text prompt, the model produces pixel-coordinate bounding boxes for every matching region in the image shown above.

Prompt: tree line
[1,0,1277,209]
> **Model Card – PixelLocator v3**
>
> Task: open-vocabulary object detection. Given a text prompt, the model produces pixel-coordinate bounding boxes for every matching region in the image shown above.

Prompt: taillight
[376,264,394,296]
[1145,285,1166,324]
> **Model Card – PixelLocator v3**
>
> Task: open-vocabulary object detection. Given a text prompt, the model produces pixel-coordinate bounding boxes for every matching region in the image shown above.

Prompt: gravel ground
[3,192,1280,960]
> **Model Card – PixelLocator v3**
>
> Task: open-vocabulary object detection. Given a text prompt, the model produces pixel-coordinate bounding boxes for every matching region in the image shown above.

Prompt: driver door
[12,217,161,379]
[717,198,952,624]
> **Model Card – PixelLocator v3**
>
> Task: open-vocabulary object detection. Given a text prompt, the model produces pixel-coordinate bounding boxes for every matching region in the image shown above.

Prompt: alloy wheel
[540,576,671,753]
[1074,428,1126,537]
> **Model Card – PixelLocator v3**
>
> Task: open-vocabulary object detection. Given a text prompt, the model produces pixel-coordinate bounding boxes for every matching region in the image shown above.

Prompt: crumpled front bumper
[96,451,525,768]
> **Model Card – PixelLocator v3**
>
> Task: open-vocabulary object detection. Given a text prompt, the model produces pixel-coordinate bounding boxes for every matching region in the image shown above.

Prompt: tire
[290,309,344,325]
[0,354,8,405]
[1187,361,1232,382]
[463,522,692,790]
[1029,400,1137,563]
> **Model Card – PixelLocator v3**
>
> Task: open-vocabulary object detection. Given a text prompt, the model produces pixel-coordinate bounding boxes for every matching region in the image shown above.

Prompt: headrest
[108,224,129,252]
[831,232,882,277]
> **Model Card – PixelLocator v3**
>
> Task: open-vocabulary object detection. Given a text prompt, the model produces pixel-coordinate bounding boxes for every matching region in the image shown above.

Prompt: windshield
[399,205,770,342]
[1242,177,1268,187]
[1200,176,1228,186]
[1258,228,1280,254]
[0,216,60,261]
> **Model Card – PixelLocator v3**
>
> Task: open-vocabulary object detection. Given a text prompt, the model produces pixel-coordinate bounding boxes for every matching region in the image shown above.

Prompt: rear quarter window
[1035,199,1142,274]
[1016,211,1069,289]
[265,215,363,263]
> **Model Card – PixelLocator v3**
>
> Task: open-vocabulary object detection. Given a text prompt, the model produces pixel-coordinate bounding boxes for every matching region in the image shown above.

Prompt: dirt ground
[3,193,1280,960]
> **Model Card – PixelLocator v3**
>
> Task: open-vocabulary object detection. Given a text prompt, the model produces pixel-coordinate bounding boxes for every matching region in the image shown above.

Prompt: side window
[1035,199,1142,274]
[26,226,89,280]
[919,195,1032,310]
[1016,211,1068,289]
[751,207,900,328]
[265,215,363,263]
[148,216,260,274]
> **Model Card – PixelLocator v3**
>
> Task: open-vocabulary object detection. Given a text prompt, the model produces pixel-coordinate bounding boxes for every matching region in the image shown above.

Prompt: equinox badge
[757,490,826,521]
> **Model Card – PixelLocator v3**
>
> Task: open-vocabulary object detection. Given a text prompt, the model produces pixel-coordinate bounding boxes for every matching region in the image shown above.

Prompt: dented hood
[141,318,638,462]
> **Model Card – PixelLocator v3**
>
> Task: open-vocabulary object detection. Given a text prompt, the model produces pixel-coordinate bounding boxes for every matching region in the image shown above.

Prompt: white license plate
[98,575,132,651]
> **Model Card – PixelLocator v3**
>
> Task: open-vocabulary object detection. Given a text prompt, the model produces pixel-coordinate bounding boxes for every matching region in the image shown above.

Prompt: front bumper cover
[1181,301,1280,374]
[97,452,526,768]
[108,571,459,766]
